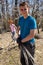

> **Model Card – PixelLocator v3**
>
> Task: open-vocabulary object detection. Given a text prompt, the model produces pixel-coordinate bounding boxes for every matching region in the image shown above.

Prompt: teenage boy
[17,2,37,65]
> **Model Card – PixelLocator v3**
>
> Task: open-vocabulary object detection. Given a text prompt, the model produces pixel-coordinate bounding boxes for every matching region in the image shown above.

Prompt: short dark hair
[19,2,29,7]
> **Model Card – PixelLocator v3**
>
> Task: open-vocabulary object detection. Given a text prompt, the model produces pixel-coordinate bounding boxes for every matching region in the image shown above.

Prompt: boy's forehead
[20,5,28,8]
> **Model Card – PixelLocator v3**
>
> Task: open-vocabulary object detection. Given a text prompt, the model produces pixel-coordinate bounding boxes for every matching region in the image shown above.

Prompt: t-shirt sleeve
[30,18,37,30]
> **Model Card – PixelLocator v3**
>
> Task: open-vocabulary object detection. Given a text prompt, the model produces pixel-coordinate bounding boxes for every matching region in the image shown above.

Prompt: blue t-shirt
[18,16,37,44]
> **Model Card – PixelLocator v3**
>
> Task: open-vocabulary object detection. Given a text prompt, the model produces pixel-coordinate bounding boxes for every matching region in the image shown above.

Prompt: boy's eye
[20,9,23,11]
[24,9,27,10]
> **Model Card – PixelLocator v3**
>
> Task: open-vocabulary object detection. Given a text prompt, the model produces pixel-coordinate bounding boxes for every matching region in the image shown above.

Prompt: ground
[0,31,43,65]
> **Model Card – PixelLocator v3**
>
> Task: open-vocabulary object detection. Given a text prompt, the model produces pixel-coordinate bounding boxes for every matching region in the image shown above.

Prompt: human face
[19,5,29,18]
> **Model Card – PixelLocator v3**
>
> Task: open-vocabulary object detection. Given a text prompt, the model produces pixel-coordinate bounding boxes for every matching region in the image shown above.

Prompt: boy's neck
[24,14,29,19]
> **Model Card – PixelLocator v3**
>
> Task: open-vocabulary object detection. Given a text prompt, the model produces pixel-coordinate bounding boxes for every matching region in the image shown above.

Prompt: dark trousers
[20,43,35,65]
[11,32,15,39]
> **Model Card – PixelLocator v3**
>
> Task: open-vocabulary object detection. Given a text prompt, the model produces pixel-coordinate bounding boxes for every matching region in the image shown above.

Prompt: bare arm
[21,29,37,43]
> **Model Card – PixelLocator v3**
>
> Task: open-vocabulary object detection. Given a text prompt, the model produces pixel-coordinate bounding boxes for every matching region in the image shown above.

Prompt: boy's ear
[28,5,30,9]
[28,6,30,11]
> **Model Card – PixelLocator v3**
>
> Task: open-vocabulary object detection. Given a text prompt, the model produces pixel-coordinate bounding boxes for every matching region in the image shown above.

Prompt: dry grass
[0,31,43,65]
